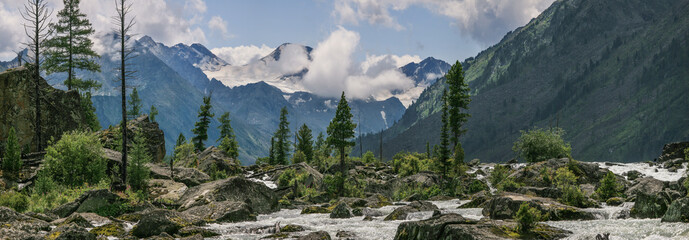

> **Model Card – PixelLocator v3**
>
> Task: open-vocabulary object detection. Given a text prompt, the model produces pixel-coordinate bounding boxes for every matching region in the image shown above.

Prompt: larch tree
[217,112,239,159]
[21,0,53,151]
[327,92,357,197]
[44,0,100,91]
[192,95,214,152]
[113,0,136,191]
[172,133,185,178]
[446,61,471,164]
[273,107,291,165]
[149,105,158,122]
[296,124,314,164]
[127,87,142,117]
[439,89,451,177]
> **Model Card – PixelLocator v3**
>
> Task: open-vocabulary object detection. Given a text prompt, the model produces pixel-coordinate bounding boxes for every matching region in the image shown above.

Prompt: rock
[393,213,474,240]
[606,197,624,206]
[46,223,96,240]
[515,187,562,199]
[183,200,256,222]
[482,193,595,221]
[194,146,242,177]
[384,201,438,221]
[361,207,384,217]
[299,231,332,240]
[130,209,205,238]
[148,179,188,203]
[24,212,56,222]
[403,193,424,201]
[507,158,518,164]
[89,222,125,237]
[280,224,305,232]
[656,142,689,163]
[0,206,51,237]
[630,191,672,218]
[301,206,331,214]
[623,171,643,181]
[177,177,279,214]
[336,230,356,239]
[55,213,94,228]
[625,177,665,198]
[0,67,87,153]
[330,202,353,219]
[363,215,373,221]
[468,159,481,167]
[148,163,211,187]
[50,189,126,218]
[661,197,689,222]
[352,208,363,216]
[97,115,166,163]
[364,193,392,208]
[178,226,221,237]
[459,191,490,208]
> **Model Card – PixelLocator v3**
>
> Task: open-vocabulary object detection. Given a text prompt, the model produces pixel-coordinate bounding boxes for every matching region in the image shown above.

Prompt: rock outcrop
[656,142,689,163]
[50,189,126,218]
[661,197,689,222]
[0,207,51,239]
[183,201,256,222]
[97,115,165,163]
[384,201,438,221]
[631,191,673,219]
[177,177,279,214]
[482,193,595,221]
[148,163,211,187]
[130,209,205,238]
[329,202,353,219]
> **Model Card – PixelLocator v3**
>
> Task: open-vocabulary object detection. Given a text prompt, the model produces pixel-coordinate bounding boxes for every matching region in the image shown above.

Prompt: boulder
[177,177,279,214]
[50,189,126,218]
[482,193,595,221]
[130,209,205,238]
[656,142,689,163]
[46,223,96,240]
[459,191,490,209]
[299,231,332,240]
[301,206,330,214]
[329,202,353,219]
[468,159,481,167]
[194,146,242,177]
[364,193,392,208]
[89,222,126,237]
[0,206,50,238]
[606,197,624,206]
[148,179,188,203]
[178,226,221,237]
[507,158,609,187]
[515,187,562,199]
[97,115,165,163]
[623,170,643,181]
[183,200,255,222]
[625,177,665,198]
[661,197,689,222]
[631,191,672,219]
[384,201,438,221]
[148,163,211,187]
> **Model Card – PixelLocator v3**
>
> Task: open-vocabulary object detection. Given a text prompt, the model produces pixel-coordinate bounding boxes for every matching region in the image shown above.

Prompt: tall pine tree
[217,112,239,159]
[446,61,471,164]
[192,95,214,152]
[327,92,357,197]
[439,89,450,177]
[171,133,185,178]
[269,137,276,164]
[127,87,142,117]
[273,107,291,165]
[44,0,100,91]
[296,124,314,164]
[149,105,158,122]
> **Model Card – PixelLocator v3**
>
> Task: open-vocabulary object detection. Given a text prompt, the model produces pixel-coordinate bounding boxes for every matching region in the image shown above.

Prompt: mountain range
[356,0,689,163]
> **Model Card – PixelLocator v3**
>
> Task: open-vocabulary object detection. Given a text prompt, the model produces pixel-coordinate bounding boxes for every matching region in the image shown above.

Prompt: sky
[0,0,556,65]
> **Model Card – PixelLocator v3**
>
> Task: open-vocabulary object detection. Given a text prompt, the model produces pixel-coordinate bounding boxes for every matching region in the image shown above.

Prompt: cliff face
[0,67,86,152]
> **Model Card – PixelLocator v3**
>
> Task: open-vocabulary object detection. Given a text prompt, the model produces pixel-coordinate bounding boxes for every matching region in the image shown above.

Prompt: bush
[361,151,378,165]
[207,164,228,181]
[2,127,22,179]
[291,151,306,164]
[175,142,197,168]
[595,171,621,201]
[512,127,571,163]
[323,173,365,199]
[0,190,29,212]
[393,183,442,201]
[43,131,106,187]
[554,167,578,188]
[497,178,521,192]
[489,164,510,186]
[128,132,151,191]
[467,179,488,194]
[560,185,588,207]
[515,202,541,234]
[392,152,433,177]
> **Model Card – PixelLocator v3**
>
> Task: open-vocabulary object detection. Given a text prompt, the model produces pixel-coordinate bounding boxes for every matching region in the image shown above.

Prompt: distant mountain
[400,57,451,87]
[357,0,689,163]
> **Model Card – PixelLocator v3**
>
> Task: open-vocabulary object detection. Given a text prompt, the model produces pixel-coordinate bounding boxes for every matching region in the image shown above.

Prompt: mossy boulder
[384,201,438,221]
[661,197,689,222]
[630,191,672,219]
[46,223,96,240]
[280,224,305,232]
[298,231,332,240]
[177,177,278,214]
[183,200,256,223]
[130,209,205,238]
[482,193,595,221]
[301,206,331,214]
[329,202,353,219]
[89,222,125,237]
[606,197,624,206]
[0,207,51,238]
[178,226,221,237]
[50,189,126,218]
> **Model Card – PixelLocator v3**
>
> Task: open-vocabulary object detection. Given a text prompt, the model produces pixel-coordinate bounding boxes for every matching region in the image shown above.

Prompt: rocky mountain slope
[358,0,689,162]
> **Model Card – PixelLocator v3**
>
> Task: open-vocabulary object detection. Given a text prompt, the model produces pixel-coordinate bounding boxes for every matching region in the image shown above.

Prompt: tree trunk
[339,146,345,197]
[118,15,128,191]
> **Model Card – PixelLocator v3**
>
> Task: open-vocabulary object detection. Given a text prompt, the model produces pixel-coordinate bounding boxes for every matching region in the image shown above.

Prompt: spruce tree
[273,107,291,165]
[171,133,185,178]
[81,92,100,131]
[114,0,135,191]
[149,105,158,122]
[127,87,142,117]
[128,131,150,191]
[217,112,239,159]
[269,137,276,165]
[44,0,100,91]
[192,95,214,152]
[327,92,357,197]
[296,124,314,164]
[439,89,450,177]
[446,61,471,162]
[2,127,22,179]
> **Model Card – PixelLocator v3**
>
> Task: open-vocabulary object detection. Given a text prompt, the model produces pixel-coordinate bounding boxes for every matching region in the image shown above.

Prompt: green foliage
[273,107,291,165]
[44,0,101,91]
[127,131,151,191]
[207,164,228,181]
[296,124,314,164]
[0,190,29,212]
[515,202,541,234]
[327,92,357,197]
[392,152,433,177]
[438,90,450,177]
[554,167,588,207]
[497,178,522,192]
[291,150,306,164]
[596,171,622,201]
[446,61,471,145]
[192,95,214,152]
[554,167,578,188]
[217,112,238,160]
[81,93,101,131]
[149,105,158,122]
[467,179,488,194]
[453,142,465,171]
[27,179,110,213]
[219,136,239,160]
[44,131,106,187]
[361,151,378,165]
[127,87,142,117]
[489,164,510,187]
[2,127,22,179]
[33,171,57,195]
[323,173,365,199]
[513,127,572,163]
[393,184,442,201]
[175,142,197,168]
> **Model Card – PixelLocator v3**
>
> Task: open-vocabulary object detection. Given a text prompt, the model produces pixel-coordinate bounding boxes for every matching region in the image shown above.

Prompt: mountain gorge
[358,0,689,163]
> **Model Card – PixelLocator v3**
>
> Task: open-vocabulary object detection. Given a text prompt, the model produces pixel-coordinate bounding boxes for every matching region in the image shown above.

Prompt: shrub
[2,127,22,179]
[512,127,571,163]
[554,167,578,188]
[515,202,541,234]
[175,142,197,168]
[0,190,29,212]
[497,178,521,192]
[595,171,621,201]
[323,173,365,199]
[468,179,488,194]
[207,164,228,181]
[489,164,510,186]
[127,132,151,191]
[361,151,378,165]
[43,131,106,187]
[392,152,433,177]
[291,150,306,164]
[560,185,588,207]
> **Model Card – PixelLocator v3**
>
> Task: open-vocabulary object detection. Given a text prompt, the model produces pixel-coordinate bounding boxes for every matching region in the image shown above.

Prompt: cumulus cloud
[0,0,210,60]
[266,44,310,74]
[208,16,233,40]
[361,54,421,75]
[211,45,274,66]
[333,0,555,44]
[303,27,414,100]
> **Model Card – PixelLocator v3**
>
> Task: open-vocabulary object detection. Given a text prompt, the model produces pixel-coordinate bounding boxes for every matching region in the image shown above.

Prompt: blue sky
[0,0,555,63]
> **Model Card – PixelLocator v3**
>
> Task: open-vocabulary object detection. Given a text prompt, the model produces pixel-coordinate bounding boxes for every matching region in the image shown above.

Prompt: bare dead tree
[113,0,136,191]
[21,0,53,151]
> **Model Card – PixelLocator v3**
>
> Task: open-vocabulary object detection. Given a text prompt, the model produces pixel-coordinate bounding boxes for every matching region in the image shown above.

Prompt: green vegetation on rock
[513,127,571,163]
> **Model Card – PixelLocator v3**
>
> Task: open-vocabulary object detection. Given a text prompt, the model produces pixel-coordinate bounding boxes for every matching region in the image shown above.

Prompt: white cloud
[208,16,233,40]
[211,45,274,66]
[333,0,555,44]
[266,44,310,74]
[0,1,25,60]
[361,54,420,75]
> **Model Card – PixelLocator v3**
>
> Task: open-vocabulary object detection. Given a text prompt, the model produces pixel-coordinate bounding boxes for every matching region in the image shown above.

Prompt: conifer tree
[296,124,313,164]
[2,127,22,179]
[327,92,357,196]
[81,92,100,131]
[128,131,150,191]
[113,0,135,191]
[21,0,53,150]
[217,112,238,159]
[44,0,100,91]
[149,105,158,122]
[171,133,185,178]
[439,89,450,177]
[269,137,276,164]
[192,95,214,152]
[446,61,471,163]
[127,87,142,117]
[273,107,291,165]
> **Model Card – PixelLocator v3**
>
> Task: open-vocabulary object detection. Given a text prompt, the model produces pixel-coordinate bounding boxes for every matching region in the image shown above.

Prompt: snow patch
[380,111,388,128]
